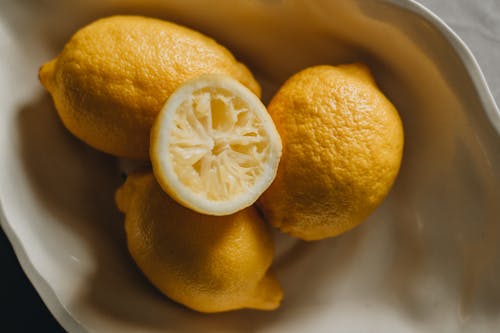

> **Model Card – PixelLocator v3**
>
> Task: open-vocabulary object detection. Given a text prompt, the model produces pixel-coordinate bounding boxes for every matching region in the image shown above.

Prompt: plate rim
[1,0,499,332]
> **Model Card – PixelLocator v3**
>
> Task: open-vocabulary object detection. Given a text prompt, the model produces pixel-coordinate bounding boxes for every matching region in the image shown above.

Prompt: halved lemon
[150,74,282,216]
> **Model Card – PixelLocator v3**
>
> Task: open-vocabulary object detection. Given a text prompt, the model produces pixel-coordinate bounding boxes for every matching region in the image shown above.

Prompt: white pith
[153,75,282,215]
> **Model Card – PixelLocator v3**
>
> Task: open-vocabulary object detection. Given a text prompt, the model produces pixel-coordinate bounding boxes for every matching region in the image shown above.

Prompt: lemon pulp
[151,74,282,216]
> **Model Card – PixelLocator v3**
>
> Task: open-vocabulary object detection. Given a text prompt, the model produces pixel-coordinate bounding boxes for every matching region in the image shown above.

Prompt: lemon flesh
[151,74,282,216]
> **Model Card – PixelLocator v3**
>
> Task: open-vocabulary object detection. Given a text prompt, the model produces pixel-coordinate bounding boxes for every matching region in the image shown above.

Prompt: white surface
[0,0,499,332]
[418,0,500,102]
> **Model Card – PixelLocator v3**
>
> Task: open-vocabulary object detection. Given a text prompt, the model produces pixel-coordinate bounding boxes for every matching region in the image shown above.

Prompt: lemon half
[151,74,282,216]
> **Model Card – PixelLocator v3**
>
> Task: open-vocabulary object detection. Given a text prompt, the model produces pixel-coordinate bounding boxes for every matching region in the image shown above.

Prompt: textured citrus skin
[39,15,260,159]
[258,64,404,241]
[115,171,282,313]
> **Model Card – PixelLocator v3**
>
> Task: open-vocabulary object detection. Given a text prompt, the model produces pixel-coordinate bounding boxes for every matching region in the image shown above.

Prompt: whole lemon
[115,171,282,313]
[39,15,260,159]
[258,64,404,241]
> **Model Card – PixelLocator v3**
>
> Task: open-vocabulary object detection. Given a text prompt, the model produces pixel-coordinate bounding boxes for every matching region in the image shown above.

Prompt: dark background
[0,229,66,332]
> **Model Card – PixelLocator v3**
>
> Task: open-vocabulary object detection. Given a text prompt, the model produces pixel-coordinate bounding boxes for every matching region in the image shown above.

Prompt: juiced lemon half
[151,74,282,216]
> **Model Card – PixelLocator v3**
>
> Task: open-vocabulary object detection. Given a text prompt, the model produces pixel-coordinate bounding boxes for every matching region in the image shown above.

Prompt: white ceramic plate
[1,0,499,332]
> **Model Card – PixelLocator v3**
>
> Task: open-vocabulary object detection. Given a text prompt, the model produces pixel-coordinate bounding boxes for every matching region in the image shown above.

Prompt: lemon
[258,64,404,241]
[150,74,282,216]
[39,15,260,159]
[115,171,283,313]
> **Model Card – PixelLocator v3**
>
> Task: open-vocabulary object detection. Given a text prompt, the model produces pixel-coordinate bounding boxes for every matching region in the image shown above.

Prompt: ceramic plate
[1,0,499,332]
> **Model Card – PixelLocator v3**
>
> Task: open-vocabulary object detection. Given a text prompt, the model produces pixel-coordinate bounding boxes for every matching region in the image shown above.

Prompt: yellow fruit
[115,171,282,313]
[258,64,404,241]
[150,74,282,216]
[39,15,260,159]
